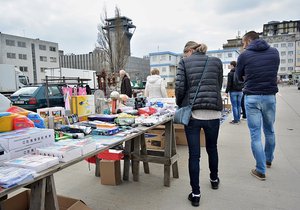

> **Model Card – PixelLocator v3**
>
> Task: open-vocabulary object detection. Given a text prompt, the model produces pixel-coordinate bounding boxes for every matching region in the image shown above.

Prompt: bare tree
[97,6,129,73]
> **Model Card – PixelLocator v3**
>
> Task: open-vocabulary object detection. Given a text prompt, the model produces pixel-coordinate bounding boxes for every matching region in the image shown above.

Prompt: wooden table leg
[123,140,132,181]
[45,175,59,210]
[140,134,150,174]
[0,195,8,210]
[171,122,179,179]
[95,156,100,177]
[132,135,141,182]
[164,121,172,187]
[29,175,59,210]
[29,178,46,210]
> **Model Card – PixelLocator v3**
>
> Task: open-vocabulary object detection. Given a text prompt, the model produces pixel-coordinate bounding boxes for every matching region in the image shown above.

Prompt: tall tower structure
[103,16,136,57]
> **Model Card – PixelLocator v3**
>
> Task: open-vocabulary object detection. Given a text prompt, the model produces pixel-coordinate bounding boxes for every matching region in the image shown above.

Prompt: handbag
[174,58,209,126]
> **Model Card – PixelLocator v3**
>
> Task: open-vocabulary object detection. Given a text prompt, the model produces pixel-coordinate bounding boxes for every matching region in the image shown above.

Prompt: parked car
[10,84,65,111]
[0,93,11,112]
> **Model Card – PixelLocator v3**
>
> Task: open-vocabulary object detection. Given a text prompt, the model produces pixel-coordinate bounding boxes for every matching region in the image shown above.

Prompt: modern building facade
[0,32,59,83]
[149,49,240,88]
[149,51,180,88]
[262,20,300,81]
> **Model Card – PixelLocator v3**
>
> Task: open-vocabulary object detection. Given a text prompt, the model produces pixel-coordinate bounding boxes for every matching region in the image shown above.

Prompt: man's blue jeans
[245,95,276,174]
[185,119,220,194]
[230,91,243,122]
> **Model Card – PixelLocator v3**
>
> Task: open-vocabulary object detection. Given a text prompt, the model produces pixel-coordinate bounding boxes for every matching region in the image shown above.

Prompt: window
[280,59,286,64]
[288,67,293,71]
[297,58,300,63]
[281,43,286,47]
[7,53,16,59]
[40,56,47,62]
[40,67,47,73]
[18,54,27,60]
[162,67,166,72]
[288,43,294,47]
[39,45,46,50]
[6,39,15,46]
[288,51,293,56]
[280,67,286,71]
[50,57,57,62]
[19,66,28,72]
[152,56,157,62]
[273,44,278,48]
[288,59,293,63]
[228,53,232,58]
[281,51,286,56]
[160,55,166,61]
[298,50,300,55]
[48,86,61,96]
[49,46,56,52]
[17,41,26,48]
[169,55,172,61]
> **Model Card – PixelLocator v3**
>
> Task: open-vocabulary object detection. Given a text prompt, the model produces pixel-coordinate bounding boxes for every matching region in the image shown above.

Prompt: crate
[145,129,165,150]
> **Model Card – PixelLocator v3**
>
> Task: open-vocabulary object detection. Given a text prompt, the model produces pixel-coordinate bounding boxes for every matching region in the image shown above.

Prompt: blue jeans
[230,91,243,122]
[185,119,220,194]
[245,95,276,174]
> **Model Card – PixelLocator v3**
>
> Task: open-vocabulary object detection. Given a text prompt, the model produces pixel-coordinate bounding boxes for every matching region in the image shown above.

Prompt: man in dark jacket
[225,61,243,124]
[236,31,280,181]
[119,69,132,97]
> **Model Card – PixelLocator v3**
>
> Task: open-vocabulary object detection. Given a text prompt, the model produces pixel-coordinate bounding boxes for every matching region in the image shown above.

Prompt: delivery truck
[0,64,29,95]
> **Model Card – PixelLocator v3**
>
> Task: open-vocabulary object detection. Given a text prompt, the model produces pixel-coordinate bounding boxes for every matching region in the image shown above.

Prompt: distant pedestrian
[175,41,223,207]
[225,61,243,124]
[119,69,132,98]
[236,31,280,181]
[144,68,167,98]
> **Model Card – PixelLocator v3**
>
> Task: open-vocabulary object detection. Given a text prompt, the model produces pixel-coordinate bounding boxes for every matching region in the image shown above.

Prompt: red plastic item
[13,115,35,130]
[138,107,157,116]
[97,150,124,160]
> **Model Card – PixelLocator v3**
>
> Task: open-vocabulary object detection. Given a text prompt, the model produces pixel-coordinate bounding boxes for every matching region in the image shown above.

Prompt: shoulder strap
[190,57,209,106]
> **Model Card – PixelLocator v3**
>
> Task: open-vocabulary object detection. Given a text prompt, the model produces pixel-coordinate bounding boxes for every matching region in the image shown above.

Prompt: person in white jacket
[144,68,167,98]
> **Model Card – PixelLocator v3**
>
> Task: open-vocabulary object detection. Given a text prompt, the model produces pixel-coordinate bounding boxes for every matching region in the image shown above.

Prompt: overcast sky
[0,0,299,57]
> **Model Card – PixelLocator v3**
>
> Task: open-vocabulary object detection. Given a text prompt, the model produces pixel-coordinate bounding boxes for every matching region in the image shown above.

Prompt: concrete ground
[54,85,300,210]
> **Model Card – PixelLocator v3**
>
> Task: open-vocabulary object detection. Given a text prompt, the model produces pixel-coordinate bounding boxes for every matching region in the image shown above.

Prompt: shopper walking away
[144,68,167,98]
[225,61,243,124]
[236,31,280,181]
[175,41,223,207]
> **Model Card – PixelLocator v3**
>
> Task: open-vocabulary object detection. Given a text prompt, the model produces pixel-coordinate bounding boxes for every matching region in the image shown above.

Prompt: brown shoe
[251,169,266,181]
[266,161,272,168]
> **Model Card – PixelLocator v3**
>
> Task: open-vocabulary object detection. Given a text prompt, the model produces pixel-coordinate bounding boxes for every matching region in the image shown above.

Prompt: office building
[0,32,59,83]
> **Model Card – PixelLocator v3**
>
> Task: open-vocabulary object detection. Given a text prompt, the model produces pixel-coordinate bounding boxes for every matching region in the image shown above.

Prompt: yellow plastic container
[0,114,17,132]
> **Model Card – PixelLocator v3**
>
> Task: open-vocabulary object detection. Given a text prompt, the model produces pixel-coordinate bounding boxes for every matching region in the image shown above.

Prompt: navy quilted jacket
[175,52,223,111]
[235,39,279,95]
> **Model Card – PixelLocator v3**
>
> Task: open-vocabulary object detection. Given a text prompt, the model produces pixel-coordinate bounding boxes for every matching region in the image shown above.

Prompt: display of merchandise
[88,114,117,122]
[37,144,82,162]
[92,127,120,136]
[59,125,92,135]
[4,154,59,172]
[55,138,96,155]
[0,128,55,159]
[0,166,35,188]
[27,112,46,128]
[135,96,147,109]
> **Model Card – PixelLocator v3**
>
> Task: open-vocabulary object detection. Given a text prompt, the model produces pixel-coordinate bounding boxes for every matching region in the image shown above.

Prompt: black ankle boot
[188,193,200,207]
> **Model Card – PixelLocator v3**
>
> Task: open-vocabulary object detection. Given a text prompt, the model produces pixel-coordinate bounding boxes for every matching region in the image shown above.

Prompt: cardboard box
[145,129,165,150]
[1,190,92,210]
[175,124,206,147]
[100,160,121,185]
